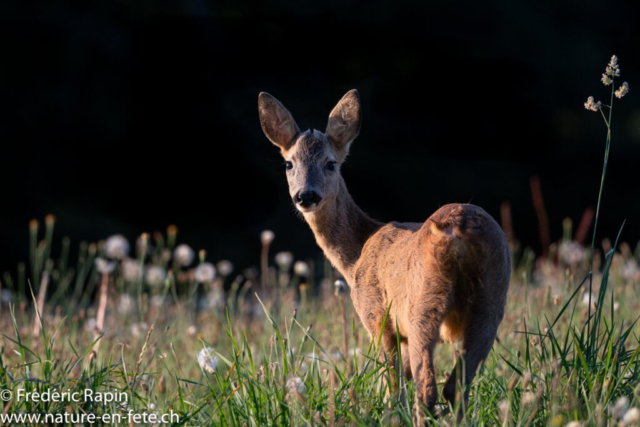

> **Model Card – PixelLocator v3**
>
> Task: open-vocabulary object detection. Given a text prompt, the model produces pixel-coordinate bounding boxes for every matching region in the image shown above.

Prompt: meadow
[0,56,637,426]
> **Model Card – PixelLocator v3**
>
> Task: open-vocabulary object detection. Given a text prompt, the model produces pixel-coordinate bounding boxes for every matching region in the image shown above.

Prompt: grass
[0,56,638,426]
[1,230,640,426]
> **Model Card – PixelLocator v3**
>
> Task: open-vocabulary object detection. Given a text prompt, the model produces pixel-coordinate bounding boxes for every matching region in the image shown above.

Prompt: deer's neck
[303,178,382,282]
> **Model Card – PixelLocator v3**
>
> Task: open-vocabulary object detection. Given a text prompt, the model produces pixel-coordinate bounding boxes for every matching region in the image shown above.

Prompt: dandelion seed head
[334,279,346,295]
[150,295,164,307]
[624,407,640,425]
[94,257,115,274]
[161,249,172,262]
[195,263,216,283]
[216,260,234,276]
[275,252,294,269]
[85,318,98,333]
[121,258,141,282]
[521,391,535,406]
[294,261,310,276]
[286,377,305,394]
[610,396,630,420]
[582,292,597,307]
[0,289,14,304]
[145,265,166,286]
[559,241,586,265]
[197,347,219,374]
[498,400,509,420]
[105,235,130,259]
[173,244,195,267]
[261,230,275,245]
[186,325,197,338]
[131,322,148,338]
[117,294,134,315]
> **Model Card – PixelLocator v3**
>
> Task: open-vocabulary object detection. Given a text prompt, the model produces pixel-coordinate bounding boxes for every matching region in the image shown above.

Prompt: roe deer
[258,89,511,424]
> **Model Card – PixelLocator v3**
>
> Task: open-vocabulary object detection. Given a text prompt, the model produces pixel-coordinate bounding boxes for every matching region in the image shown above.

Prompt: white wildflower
[161,248,172,262]
[622,260,640,282]
[559,241,586,265]
[294,261,309,276]
[186,325,197,338]
[95,257,115,274]
[300,362,308,375]
[275,252,294,269]
[521,391,535,406]
[334,279,346,295]
[1,289,14,304]
[85,318,97,333]
[145,265,166,286]
[173,244,195,266]
[582,292,597,307]
[261,230,275,245]
[610,396,630,420]
[131,322,148,338]
[624,407,640,425]
[616,82,630,99]
[104,234,130,259]
[584,96,602,112]
[195,263,216,283]
[117,294,134,314]
[197,347,219,374]
[498,400,509,421]
[121,258,141,282]
[286,377,305,394]
[217,260,234,276]
[348,348,361,356]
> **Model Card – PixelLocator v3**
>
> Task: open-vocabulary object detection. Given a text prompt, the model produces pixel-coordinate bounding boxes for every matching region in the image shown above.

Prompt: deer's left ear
[326,89,362,152]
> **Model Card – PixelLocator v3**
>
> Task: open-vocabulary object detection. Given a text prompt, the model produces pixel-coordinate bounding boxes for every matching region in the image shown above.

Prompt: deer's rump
[354,203,510,343]
[423,203,510,341]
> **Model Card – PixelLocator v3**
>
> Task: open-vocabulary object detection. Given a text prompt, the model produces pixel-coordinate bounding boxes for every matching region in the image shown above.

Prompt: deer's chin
[296,202,323,214]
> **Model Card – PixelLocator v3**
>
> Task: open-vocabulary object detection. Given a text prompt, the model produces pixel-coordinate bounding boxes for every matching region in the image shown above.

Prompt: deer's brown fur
[258,89,511,424]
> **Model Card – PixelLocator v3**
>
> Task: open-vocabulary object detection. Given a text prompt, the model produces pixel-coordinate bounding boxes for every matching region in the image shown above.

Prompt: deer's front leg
[408,298,446,426]
[352,285,403,393]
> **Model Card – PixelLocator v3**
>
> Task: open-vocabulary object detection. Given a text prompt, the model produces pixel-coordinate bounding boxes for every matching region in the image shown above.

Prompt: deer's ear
[258,92,300,151]
[326,89,361,152]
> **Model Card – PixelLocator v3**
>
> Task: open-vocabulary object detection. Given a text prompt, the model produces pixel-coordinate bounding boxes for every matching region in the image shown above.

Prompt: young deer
[258,89,511,423]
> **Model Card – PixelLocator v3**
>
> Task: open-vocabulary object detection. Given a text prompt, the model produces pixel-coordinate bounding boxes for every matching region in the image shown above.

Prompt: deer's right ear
[258,92,300,151]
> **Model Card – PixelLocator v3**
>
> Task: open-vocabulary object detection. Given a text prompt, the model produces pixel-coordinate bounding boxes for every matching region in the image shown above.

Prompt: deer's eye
[326,161,337,171]
[285,161,293,171]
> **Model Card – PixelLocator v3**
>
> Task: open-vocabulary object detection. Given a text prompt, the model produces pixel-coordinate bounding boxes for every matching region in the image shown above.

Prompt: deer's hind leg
[408,288,448,426]
[442,278,508,412]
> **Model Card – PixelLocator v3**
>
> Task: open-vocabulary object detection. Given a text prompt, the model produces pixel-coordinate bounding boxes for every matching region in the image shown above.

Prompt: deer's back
[352,203,510,340]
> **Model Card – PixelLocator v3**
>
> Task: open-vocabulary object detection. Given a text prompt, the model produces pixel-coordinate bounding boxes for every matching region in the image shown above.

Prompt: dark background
[1,0,639,275]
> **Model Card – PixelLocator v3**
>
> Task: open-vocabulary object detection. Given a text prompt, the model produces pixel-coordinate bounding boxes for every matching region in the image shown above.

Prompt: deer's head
[258,89,361,213]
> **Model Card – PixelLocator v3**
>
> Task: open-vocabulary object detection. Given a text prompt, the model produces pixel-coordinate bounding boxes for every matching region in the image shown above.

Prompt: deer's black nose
[295,191,321,207]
